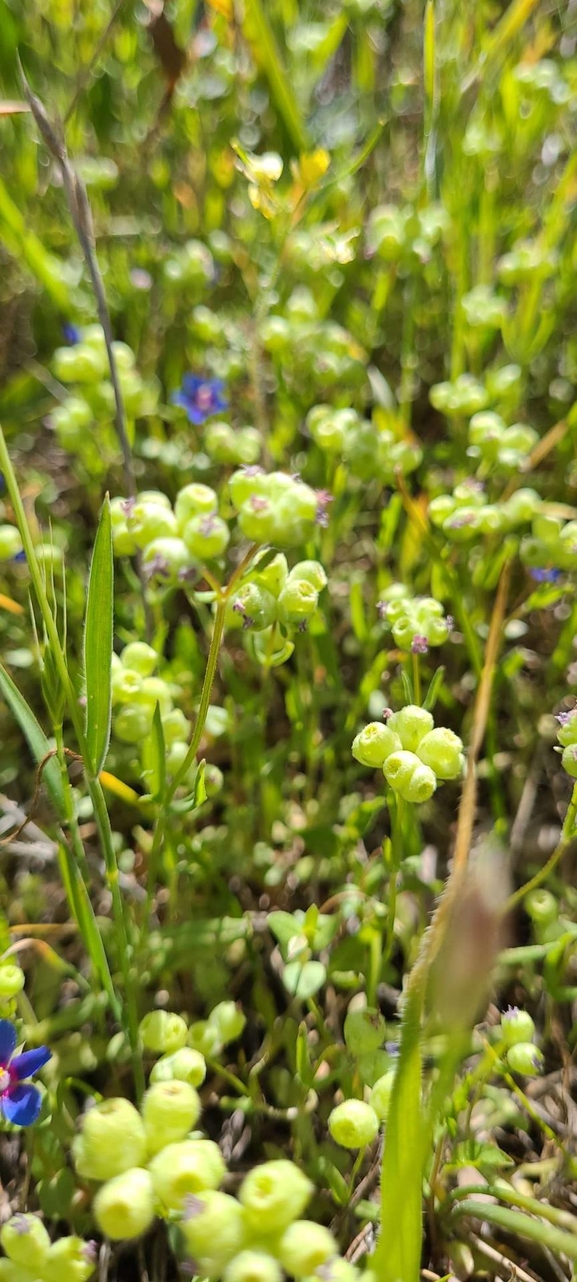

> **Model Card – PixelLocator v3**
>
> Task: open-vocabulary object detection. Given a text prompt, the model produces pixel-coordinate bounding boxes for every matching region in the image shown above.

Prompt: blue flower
[171,375,228,425]
[529,567,562,583]
[62,322,81,345]
[0,1020,51,1126]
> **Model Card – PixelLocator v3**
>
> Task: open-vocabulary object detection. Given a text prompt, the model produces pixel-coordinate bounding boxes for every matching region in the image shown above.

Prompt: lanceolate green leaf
[0,660,65,820]
[84,496,114,776]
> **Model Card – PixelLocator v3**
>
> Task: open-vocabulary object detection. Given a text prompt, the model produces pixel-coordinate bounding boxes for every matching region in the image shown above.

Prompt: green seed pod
[73,1098,146,1181]
[278,1221,337,1278]
[425,616,450,647]
[181,1191,246,1276]
[328,1100,379,1149]
[127,500,177,549]
[0,525,23,560]
[114,705,153,744]
[0,1262,36,1282]
[500,1008,536,1047]
[275,484,319,546]
[93,1168,155,1241]
[236,427,262,466]
[150,1047,206,1088]
[556,710,577,747]
[229,468,267,511]
[251,552,289,598]
[162,709,190,746]
[42,1237,97,1282]
[139,1010,188,1055]
[204,422,239,464]
[239,1160,313,1232]
[428,495,455,527]
[142,1080,201,1155]
[524,888,557,926]
[149,1138,225,1211]
[111,668,142,704]
[238,495,279,544]
[391,616,418,650]
[370,1070,396,1122]
[505,1043,544,1077]
[416,728,464,780]
[352,723,402,769]
[142,537,194,585]
[223,1250,282,1282]
[343,1006,386,1056]
[502,488,541,525]
[183,514,230,560]
[0,965,25,999]
[1,1215,50,1272]
[188,1019,222,1057]
[288,560,328,591]
[121,642,158,677]
[209,1001,246,1046]
[229,583,278,631]
[562,744,577,779]
[278,579,319,625]
[53,344,106,384]
[135,677,173,717]
[383,750,437,803]
[175,484,218,532]
[386,706,434,753]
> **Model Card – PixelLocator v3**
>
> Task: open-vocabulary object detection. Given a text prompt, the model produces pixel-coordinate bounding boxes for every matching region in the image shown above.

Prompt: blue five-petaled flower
[0,1020,51,1126]
[172,374,228,425]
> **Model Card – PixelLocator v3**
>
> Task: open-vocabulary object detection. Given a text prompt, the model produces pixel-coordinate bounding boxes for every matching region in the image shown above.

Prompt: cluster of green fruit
[467,411,538,471]
[202,420,263,468]
[352,705,465,804]
[429,365,522,418]
[429,481,541,542]
[260,287,366,393]
[377,584,452,652]
[0,1216,96,1282]
[555,705,577,780]
[520,512,577,575]
[227,554,327,665]
[365,200,447,264]
[306,404,421,484]
[50,326,158,460]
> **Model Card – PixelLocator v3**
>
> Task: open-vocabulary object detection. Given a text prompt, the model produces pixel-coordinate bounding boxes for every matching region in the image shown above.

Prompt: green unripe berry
[149,1139,225,1210]
[328,1100,379,1149]
[556,711,577,747]
[383,751,437,803]
[127,501,176,549]
[223,1250,282,1282]
[562,744,577,779]
[181,1191,245,1276]
[278,1221,337,1277]
[238,495,278,544]
[0,525,23,560]
[288,560,328,591]
[252,552,288,598]
[111,668,142,704]
[43,1237,97,1282]
[0,965,25,1000]
[121,642,158,677]
[175,484,218,532]
[150,1047,206,1088]
[53,344,106,383]
[93,1167,155,1240]
[278,579,319,625]
[142,537,194,584]
[239,1160,313,1232]
[229,468,267,511]
[139,1010,188,1055]
[343,1006,386,1055]
[188,1019,222,1057]
[416,728,464,780]
[428,495,455,527]
[506,1043,544,1076]
[230,583,278,631]
[370,1070,396,1122]
[500,1008,536,1047]
[386,706,434,753]
[525,889,557,926]
[352,723,402,769]
[162,709,190,745]
[135,676,173,717]
[74,1098,146,1181]
[209,1001,246,1046]
[275,484,318,545]
[142,1080,201,1155]
[1,1215,50,1271]
[114,705,153,744]
[183,514,230,560]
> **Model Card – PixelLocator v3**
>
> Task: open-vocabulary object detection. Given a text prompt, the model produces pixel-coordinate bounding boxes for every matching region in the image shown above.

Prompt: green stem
[505,782,577,912]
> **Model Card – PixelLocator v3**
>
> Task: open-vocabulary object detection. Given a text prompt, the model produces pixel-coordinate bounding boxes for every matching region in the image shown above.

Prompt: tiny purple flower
[411,634,429,654]
[529,567,562,583]
[12,550,27,564]
[62,323,81,345]
[0,1021,51,1127]
[172,375,228,426]
[376,601,389,620]
[556,711,573,726]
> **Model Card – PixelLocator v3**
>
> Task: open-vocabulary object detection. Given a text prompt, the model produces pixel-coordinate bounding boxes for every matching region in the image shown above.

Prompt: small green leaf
[142,704,166,801]
[0,660,65,820]
[84,496,114,775]
[283,960,326,1000]
[193,759,207,808]
[268,910,300,947]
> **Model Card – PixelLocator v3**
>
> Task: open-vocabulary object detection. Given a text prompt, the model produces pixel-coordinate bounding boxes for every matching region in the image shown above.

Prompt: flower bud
[505,1043,544,1076]
[149,1138,225,1210]
[288,560,328,592]
[416,727,464,780]
[142,1080,201,1155]
[223,1250,282,1282]
[562,744,577,779]
[352,723,402,769]
[74,1099,146,1181]
[370,1070,396,1122]
[93,1168,155,1240]
[239,1160,313,1232]
[139,1010,188,1055]
[525,889,557,926]
[183,514,230,560]
[121,642,158,677]
[343,1007,386,1055]
[150,1048,206,1088]
[175,484,218,531]
[43,1237,97,1282]
[181,1191,245,1276]
[328,1100,379,1149]
[386,706,434,753]
[0,965,25,1000]
[278,579,319,625]
[383,750,437,803]
[278,1222,337,1278]
[209,1001,246,1046]
[1,1214,50,1272]
[500,1007,536,1047]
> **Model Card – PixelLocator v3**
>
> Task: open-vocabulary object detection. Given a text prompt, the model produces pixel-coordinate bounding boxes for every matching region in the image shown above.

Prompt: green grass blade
[0,660,65,821]
[0,176,70,309]
[452,1200,577,1261]
[57,842,121,1020]
[241,0,308,153]
[84,495,114,776]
